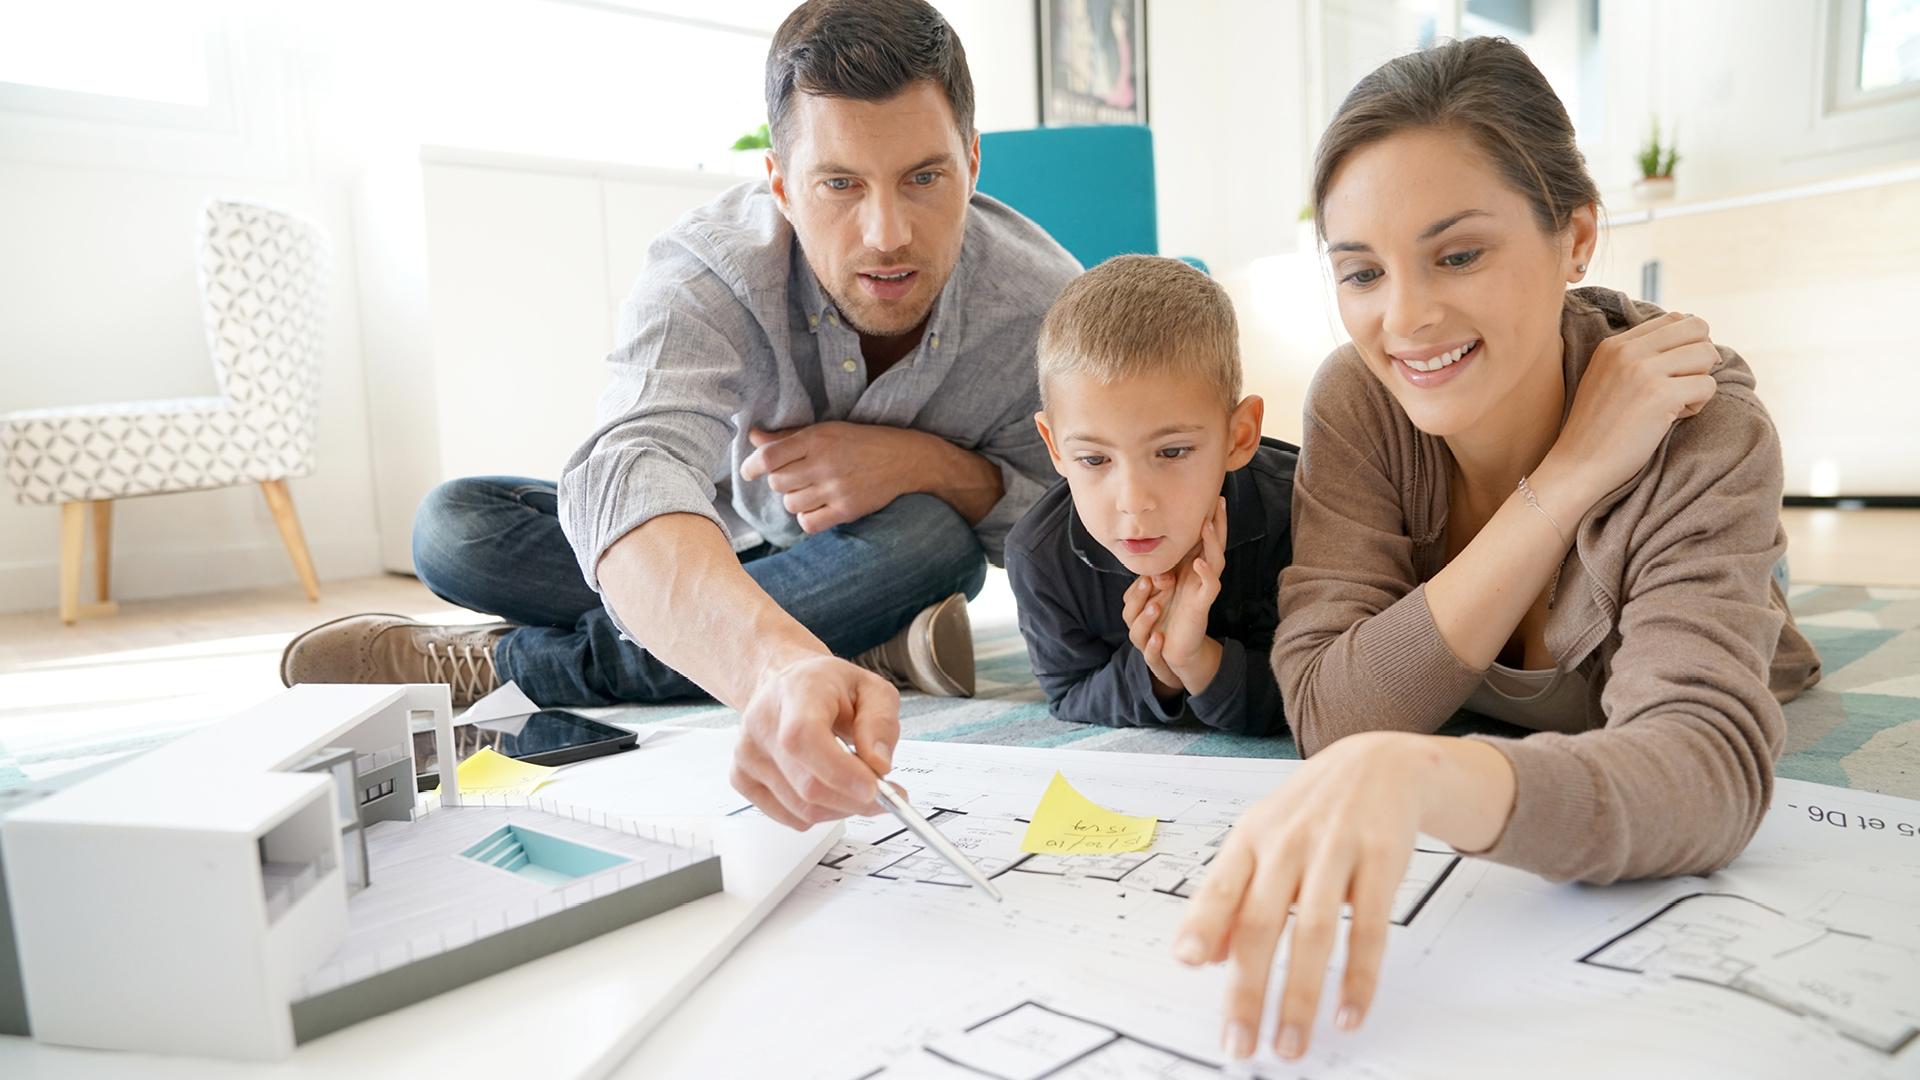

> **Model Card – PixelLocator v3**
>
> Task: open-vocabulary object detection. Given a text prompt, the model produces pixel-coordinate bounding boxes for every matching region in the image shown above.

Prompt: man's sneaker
[280,613,512,707]
[854,593,975,698]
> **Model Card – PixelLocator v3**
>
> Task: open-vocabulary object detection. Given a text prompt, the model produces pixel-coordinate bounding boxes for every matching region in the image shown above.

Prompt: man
[282,0,1080,828]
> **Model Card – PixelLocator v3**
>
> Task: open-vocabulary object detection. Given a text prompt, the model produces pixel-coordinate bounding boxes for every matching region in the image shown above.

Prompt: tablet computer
[412,709,639,788]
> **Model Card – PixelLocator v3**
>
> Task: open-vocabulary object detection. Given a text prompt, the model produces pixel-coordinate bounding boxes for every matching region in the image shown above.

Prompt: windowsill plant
[1633,118,1679,203]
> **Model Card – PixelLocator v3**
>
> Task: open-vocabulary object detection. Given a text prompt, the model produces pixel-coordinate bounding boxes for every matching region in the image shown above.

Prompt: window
[0,1,231,128]
[320,0,775,173]
[1860,0,1920,92]
[1832,0,1920,109]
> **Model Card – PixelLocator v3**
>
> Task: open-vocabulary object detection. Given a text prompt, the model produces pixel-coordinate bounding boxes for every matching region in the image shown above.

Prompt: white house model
[0,683,719,1061]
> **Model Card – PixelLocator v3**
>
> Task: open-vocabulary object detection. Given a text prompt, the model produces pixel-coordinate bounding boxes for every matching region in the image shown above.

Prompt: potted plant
[1633,118,1679,203]
[729,123,771,177]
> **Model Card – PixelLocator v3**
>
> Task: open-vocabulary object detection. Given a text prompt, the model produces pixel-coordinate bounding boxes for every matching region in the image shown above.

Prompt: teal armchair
[977,125,1206,274]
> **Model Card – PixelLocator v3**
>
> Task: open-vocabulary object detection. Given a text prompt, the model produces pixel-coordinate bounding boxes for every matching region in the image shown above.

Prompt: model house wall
[0,683,446,1059]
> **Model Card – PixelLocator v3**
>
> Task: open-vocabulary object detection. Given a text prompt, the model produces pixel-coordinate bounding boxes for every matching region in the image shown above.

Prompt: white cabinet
[356,147,742,572]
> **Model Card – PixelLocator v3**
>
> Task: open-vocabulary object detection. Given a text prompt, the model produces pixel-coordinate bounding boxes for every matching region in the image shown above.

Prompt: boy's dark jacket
[1004,438,1298,736]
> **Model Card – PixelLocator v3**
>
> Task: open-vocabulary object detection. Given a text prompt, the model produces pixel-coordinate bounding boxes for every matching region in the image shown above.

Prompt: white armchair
[1,198,330,623]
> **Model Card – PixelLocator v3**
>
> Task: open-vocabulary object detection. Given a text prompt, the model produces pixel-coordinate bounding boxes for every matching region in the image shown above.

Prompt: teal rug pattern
[2,585,1914,798]
[595,583,1920,799]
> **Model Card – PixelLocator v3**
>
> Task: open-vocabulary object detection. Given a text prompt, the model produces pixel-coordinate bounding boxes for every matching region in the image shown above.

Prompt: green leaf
[730,122,771,151]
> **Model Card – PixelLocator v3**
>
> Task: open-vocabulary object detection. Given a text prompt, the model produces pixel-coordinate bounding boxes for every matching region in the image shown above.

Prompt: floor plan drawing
[790,762,1465,966]
[834,993,1418,1080]
[1581,890,1920,1053]
[857,1000,1221,1080]
[605,739,1920,1080]
[818,804,1458,923]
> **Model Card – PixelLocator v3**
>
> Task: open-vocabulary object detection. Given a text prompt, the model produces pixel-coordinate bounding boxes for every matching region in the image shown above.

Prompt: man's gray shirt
[558,181,1081,593]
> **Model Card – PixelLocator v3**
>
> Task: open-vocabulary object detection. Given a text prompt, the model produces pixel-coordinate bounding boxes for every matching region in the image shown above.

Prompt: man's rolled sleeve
[556,242,751,595]
[557,442,726,594]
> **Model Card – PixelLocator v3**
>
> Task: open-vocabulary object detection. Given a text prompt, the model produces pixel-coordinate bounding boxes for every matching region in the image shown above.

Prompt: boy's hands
[1124,498,1229,700]
[1123,573,1182,697]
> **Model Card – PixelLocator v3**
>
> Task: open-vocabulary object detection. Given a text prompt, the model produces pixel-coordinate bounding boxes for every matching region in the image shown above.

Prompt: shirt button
[930,334,939,350]
[842,358,858,373]
[828,313,838,326]
[808,314,818,328]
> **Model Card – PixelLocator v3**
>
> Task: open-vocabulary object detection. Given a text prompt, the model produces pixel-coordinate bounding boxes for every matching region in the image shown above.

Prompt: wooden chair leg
[92,499,112,604]
[260,479,321,601]
[59,502,84,625]
[58,500,120,624]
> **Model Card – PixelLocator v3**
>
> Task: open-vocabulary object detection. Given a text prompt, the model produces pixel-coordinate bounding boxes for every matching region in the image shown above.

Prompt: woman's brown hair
[1311,36,1601,238]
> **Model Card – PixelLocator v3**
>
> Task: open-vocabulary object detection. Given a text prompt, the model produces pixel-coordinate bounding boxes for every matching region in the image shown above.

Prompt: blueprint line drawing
[852,999,1224,1079]
[1580,891,1920,1054]
[813,801,1461,928]
[837,994,1417,1080]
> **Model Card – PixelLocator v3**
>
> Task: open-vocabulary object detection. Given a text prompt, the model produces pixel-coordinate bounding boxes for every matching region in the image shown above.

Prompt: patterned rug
[593,583,1920,799]
[2,585,1914,799]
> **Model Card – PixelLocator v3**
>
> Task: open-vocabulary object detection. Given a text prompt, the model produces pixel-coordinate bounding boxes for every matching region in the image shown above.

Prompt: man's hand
[741,421,1006,532]
[730,654,903,828]
[742,422,914,534]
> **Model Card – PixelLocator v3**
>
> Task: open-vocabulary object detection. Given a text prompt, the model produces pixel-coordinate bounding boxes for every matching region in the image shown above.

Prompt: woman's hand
[1548,312,1721,508]
[1173,732,1516,1061]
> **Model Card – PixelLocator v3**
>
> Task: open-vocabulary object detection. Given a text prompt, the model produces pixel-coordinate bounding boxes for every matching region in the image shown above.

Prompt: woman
[1172,37,1819,1062]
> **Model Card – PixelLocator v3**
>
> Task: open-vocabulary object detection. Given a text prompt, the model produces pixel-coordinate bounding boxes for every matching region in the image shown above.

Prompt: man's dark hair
[765,0,975,158]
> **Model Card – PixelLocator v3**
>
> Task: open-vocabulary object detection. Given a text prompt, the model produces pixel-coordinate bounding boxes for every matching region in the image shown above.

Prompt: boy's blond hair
[1037,254,1241,412]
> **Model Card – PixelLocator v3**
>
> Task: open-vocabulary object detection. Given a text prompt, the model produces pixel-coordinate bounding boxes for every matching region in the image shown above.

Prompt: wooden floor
[1779,508,1920,587]
[0,508,1914,783]
[0,575,491,783]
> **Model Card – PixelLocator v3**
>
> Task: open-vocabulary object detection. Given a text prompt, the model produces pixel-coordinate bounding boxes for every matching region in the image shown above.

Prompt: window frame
[1829,0,1920,113]
[0,16,235,133]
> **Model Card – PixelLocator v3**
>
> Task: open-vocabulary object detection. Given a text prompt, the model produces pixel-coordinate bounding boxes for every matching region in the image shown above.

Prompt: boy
[1005,255,1298,736]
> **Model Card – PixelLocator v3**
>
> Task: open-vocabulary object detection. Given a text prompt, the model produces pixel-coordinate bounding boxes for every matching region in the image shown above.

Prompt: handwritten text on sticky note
[1020,772,1157,854]
[455,747,557,798]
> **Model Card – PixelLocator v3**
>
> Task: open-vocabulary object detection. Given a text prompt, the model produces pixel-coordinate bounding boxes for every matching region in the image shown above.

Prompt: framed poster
[1037,0,1147,126]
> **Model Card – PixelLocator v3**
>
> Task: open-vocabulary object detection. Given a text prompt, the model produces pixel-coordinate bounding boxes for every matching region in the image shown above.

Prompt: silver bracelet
[1517,475,1565,540]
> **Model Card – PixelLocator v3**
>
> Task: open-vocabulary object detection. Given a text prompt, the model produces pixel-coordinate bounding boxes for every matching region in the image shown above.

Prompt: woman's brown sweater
[1273,287,1820,885]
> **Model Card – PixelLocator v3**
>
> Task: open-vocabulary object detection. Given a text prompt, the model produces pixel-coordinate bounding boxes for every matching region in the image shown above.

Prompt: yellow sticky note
[1020,772,1157,854]
[455,747,558,797]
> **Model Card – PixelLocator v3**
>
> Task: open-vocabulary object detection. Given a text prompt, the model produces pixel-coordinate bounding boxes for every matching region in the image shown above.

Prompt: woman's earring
[1576,263,1587,273]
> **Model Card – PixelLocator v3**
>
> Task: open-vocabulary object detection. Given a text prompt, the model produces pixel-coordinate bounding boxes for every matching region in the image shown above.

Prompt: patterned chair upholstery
[0,198,330,622]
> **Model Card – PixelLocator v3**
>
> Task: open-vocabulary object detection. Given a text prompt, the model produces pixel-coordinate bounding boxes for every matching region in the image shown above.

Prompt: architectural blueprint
[588,732,1920,1080]
[839,994,1412,1080]
[1582,891,1920,1053]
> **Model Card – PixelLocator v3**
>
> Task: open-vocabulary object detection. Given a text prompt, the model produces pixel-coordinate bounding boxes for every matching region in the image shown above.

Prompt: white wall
[1588,0,1920,201]
[0,8,386,614]
[356,151,742,572]
[3,1,1916,615]
[939,0,1041,133]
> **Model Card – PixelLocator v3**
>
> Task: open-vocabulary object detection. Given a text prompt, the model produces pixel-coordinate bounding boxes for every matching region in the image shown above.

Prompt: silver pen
[870,772,1005,903]
[837,745,998,895]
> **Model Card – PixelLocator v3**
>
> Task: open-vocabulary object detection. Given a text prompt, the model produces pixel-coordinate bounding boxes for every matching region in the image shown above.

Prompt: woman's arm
[1469,386,1790,883]
[1277,313,1723,753]
[1425,312,1723,666]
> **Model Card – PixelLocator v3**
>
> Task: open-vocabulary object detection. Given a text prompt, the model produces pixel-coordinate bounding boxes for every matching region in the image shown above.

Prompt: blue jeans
[411,478,988,706]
